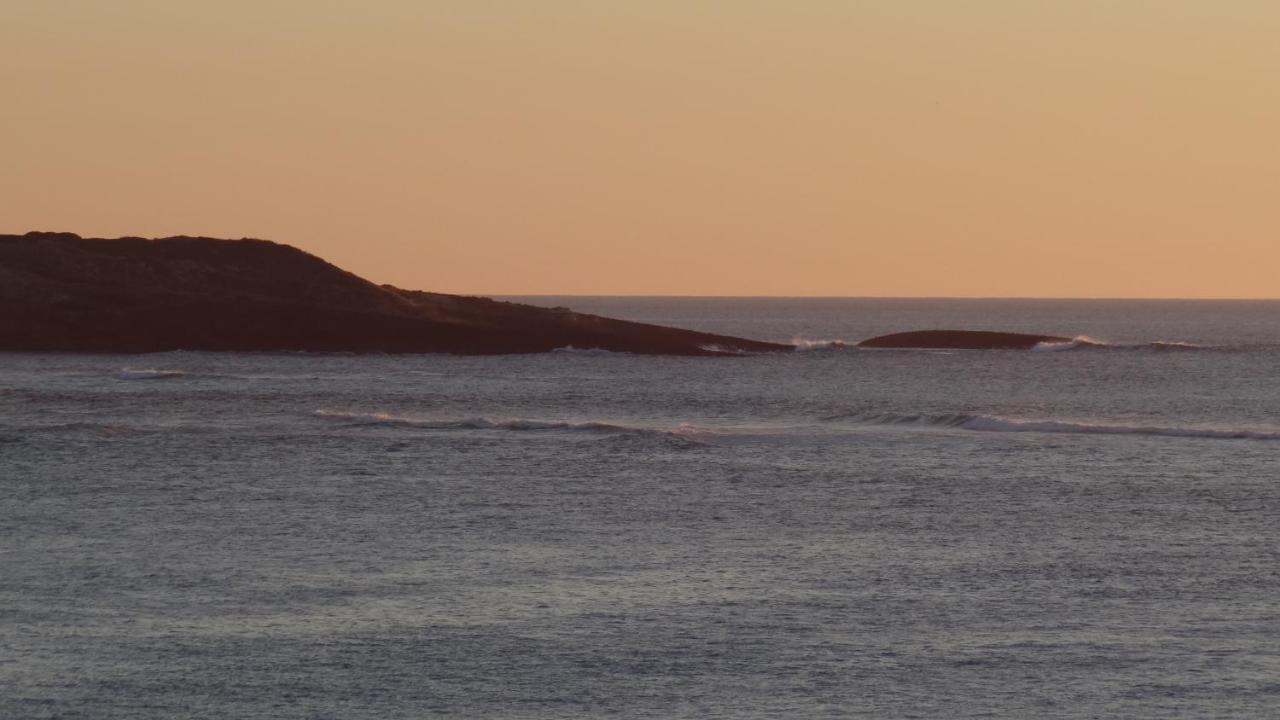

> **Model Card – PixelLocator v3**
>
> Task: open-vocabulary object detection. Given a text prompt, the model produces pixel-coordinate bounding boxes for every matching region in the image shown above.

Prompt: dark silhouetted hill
[858,330,1078,350]
[0,232,791,355]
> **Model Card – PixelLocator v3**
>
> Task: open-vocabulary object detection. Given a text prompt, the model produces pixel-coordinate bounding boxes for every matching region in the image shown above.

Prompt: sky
[4,1,1278,297]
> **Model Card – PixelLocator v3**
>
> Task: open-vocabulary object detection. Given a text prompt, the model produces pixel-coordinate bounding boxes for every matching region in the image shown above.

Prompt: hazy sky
[4,2,1278,297]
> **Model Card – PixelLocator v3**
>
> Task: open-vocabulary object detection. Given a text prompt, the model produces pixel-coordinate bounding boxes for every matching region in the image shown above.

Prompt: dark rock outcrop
[0,232,791,356]
[858,329,1077,350]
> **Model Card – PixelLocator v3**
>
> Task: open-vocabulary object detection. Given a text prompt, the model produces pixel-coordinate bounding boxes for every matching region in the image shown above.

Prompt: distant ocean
[4,298,1279,719]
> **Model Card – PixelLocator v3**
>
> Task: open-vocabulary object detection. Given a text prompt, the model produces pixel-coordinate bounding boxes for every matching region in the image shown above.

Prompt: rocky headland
[0,232,791,356]
[858,329,1083,350]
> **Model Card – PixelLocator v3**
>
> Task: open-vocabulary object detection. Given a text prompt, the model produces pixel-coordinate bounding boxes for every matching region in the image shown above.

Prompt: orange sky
[4,2,1278,297]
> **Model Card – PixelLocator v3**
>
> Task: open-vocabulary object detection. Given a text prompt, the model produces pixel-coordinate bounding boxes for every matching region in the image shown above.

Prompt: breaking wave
[827,411,1280,441]
[792,338,851,352]
[1030,336,1106,352]
[314,410,712,444]
[697,344,753,355]
[1031,337,1211,352]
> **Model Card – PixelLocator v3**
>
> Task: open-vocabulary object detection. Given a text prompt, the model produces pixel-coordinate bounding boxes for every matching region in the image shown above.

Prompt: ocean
[3,298,1279,718]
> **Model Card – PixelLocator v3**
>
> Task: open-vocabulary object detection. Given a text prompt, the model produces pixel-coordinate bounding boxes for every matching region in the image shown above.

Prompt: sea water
[3,299,1279,718]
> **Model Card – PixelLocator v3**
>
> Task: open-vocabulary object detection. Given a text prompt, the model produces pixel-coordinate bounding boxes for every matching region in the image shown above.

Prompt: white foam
[1031,336,1214,352]
[792,338,850,352]
[1031,336,1106,352]
[698,344,751,355]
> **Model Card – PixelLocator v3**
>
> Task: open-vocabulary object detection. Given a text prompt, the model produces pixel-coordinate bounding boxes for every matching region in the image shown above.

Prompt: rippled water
[3,299,1279,718]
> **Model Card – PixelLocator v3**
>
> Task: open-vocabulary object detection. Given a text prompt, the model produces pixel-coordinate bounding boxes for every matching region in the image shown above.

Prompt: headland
[0,232,791,356]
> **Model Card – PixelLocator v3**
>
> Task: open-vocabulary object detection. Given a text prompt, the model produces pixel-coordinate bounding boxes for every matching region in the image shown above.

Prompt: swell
[314,410,711,444]
[792,336,1244,353]
[825,410,1280,441]
[119,367,194,380]
[5,421,145,434]
[116,367,344,381]
[118,367,260,381]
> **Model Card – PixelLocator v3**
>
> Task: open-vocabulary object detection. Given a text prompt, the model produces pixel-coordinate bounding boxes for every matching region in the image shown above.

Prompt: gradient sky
[4,2,1278,297]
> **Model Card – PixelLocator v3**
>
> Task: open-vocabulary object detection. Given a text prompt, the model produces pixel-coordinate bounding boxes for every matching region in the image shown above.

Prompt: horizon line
[483,293,1280,302]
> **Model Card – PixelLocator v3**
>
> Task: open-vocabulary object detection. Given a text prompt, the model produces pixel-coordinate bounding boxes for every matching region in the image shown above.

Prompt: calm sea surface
[3,299,1279,718]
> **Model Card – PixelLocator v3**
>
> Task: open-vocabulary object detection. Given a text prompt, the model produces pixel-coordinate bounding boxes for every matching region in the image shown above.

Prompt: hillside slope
[0,232,791,355]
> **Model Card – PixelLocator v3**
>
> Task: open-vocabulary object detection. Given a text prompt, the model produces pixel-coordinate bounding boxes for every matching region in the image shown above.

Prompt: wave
[1030,336,1105,352]
[314,410,712,444]
[11,421,143,434]
[1147,341,1209,351]
[697,344,755,355]
[556,344,757,356]
[1031,336,1213,352]
[796,336,1221,353]
[119,368,192,380]
[116,367,338,382]
[552,346,628,356]
[827,411,1280,441]
[792,338,851,352]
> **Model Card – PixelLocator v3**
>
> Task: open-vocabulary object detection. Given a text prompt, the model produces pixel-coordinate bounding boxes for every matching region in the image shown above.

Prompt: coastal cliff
[0,232,791,356]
